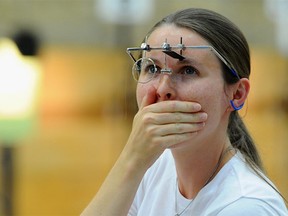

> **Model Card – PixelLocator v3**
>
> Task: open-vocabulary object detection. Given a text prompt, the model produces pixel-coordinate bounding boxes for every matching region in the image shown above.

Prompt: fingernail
[194,103,201,111]
[201,113,208,120]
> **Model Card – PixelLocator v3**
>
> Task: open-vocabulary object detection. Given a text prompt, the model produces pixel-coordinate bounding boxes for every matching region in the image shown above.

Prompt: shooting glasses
[126,38,240,84]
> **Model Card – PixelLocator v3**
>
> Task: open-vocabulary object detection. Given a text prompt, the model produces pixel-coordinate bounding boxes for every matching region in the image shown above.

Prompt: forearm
[81,151,146,216]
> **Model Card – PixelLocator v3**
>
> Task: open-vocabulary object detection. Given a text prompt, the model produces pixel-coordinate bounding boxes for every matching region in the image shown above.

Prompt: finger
[152,112,208,125]
[148,100,201,113]
[139,87,157,110]
[153,131,200,148]
[149,122,205,136]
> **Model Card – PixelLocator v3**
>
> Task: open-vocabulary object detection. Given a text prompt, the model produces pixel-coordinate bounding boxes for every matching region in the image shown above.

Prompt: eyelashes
[179,65,199,76]
[144,64,199,76]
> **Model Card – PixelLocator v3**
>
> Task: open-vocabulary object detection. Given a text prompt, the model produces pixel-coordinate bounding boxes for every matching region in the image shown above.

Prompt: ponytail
[228,111,264,171]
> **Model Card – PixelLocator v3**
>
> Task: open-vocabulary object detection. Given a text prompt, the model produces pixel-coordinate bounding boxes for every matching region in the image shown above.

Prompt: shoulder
[214,152,288,216]
[217,197,288,216]
[226,152,280,196]
[199,152,288,216]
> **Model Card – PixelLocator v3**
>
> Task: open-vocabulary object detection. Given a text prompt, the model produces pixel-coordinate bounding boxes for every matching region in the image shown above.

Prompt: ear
[229,78,250,111]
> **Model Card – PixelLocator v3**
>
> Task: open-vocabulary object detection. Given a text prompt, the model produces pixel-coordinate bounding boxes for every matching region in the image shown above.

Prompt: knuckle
[145,126,157,136]
[142,113,154,124]
[141,105,150,113]
[175,113,182,122]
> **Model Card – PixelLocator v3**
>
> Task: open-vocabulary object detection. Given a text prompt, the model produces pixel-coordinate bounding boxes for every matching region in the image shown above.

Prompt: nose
[155,74,176,101]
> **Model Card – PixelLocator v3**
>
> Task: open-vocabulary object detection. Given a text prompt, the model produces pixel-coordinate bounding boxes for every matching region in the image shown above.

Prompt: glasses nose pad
[160,68,174,80]
[160,68,179,82]
[160,68,172,74]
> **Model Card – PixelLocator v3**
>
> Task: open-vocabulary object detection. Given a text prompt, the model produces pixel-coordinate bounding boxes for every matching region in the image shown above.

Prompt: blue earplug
[230,100,244,111]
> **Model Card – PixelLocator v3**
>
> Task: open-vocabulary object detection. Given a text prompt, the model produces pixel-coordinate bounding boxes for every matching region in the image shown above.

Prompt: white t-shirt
[128,150,288,216]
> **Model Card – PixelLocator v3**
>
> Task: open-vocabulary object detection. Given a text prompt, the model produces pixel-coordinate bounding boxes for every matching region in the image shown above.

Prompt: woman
[82,8,288,215]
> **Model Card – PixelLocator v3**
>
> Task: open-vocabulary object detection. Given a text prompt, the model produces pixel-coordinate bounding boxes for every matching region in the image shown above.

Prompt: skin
[81,24,250,216]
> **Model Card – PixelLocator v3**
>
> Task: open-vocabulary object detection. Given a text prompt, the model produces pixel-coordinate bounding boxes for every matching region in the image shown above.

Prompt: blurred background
[0,0,287,215]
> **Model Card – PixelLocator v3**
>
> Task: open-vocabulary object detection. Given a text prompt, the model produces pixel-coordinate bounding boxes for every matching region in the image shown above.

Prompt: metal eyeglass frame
[126,40,240,82]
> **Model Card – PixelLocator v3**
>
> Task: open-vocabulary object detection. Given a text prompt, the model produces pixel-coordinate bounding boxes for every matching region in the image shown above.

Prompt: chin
[168,139,197,150]
[168,130,208,151]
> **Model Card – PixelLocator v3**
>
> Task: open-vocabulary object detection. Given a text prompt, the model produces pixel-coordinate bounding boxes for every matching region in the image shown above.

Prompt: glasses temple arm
[209,47,240,79]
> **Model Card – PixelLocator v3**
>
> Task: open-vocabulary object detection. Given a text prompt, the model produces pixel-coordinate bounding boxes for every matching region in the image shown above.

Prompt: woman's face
[136,25,232,142]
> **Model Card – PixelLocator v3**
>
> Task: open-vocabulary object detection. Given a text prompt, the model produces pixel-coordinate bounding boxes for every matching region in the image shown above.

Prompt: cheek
[200,88,230,133]
[183,81,228,116]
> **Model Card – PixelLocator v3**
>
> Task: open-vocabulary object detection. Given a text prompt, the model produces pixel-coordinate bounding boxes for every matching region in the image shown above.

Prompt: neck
[172,136,235,199]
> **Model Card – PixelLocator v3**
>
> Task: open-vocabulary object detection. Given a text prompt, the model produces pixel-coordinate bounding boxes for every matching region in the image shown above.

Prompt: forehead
[145,25,219,66]
[147,24,210,47]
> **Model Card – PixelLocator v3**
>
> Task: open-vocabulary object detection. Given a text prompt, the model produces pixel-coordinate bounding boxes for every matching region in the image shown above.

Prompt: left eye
[182,66,197,75]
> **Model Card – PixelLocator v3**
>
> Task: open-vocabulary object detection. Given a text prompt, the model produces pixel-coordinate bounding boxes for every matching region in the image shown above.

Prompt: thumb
[139,87,157,110]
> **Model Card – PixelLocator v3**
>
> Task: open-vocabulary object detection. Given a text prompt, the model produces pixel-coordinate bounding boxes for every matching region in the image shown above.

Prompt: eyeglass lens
[132,58,157,83]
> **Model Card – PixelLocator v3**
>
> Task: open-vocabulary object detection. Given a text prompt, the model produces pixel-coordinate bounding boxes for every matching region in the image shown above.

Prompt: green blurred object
[0,117,35,145]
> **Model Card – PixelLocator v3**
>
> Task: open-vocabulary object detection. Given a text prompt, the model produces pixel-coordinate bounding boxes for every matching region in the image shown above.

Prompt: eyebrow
[177,58,199,65]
